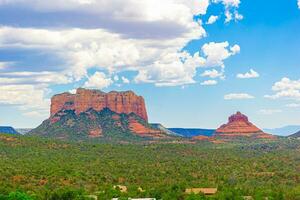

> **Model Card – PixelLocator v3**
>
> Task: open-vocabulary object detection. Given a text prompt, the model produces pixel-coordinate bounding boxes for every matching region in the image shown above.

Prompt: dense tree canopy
[0,134,299,199]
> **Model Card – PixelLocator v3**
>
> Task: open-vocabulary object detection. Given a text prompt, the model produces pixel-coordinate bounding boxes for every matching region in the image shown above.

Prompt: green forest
[0,134,299,200]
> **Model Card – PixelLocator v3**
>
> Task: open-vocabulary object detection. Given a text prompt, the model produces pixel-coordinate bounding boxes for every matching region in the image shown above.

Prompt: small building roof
[185,188,218,195]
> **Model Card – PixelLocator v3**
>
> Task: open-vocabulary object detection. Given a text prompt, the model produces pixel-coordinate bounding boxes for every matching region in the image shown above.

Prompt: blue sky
[0,0,300,129]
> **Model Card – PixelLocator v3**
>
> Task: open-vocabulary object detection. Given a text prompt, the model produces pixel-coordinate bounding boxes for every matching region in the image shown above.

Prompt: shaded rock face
[290,131,300,138]
[216,112,262,134]
[51,88,148,122]
[30,108,166,140]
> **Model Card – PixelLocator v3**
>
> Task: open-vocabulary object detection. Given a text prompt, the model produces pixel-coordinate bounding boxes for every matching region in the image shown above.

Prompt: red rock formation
[192,135,210,141]
[89,128,103,138]
[215,111,262,135]
[128,117,166,138]
[50,88,148,121]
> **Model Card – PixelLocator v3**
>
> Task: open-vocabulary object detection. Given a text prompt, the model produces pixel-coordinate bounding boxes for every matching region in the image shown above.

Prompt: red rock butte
[215,111,262,135]
[50,88,148,121]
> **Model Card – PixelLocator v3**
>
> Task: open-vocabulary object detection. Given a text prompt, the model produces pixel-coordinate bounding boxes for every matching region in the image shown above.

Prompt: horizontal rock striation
[51,88,148,121]
[215,112,262,134]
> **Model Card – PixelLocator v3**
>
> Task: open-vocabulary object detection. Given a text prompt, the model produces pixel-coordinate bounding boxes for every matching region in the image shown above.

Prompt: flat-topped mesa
[50,88,148,121]
[215,111,262,134]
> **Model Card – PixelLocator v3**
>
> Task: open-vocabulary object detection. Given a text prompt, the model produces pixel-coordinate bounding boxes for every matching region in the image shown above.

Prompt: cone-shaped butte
[215,112,274,138]
[216,112,261,134]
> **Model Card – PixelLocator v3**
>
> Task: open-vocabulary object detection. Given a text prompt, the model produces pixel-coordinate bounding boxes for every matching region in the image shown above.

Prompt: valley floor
[0,134,299,200]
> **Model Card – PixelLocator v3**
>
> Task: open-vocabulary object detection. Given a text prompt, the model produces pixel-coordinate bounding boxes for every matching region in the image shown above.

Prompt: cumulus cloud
[83,72,113,89]
[0,84,50,116]
[206,15,219,24]
[0,26,239,88]
[298,0,300,9]
[0,71,71,116]
[201,69,224,79]
[113,75,119,81]
[224,93,254,100]
[0,0,243,117]
[265,77,300,100]
[0,62,9,69]
[0,71,71,85]
[201,42,240,67]
[259,109,282,115]
[237,69,260,79]
[121,76,130,84]
[200,80,218,85]
[213,0,243,23]
[286,103,300,108]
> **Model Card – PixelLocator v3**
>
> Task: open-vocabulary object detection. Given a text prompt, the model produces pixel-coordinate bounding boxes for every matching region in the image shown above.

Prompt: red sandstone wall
[50,88,148,122]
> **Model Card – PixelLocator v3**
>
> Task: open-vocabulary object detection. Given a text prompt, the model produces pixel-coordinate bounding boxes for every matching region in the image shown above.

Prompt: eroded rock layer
[215,112,262,134]
[51,88,148,121]
[30,89,168,140]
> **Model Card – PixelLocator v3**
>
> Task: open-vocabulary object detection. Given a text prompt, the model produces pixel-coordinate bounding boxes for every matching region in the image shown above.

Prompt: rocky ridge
[30,89,167,140]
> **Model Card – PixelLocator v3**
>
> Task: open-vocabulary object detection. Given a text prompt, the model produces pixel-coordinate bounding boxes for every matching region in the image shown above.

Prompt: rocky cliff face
[51,88,148,121]
[30,88,167,140]
[215,112,274,138]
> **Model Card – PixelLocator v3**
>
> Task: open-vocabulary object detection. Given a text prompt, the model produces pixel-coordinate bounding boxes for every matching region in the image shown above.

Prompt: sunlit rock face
[215,112,262,134]
[214,111,275,140]
[30,88,168,140]
[50,88,148,122]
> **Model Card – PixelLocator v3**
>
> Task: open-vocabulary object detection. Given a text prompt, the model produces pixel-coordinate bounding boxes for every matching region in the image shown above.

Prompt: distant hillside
[30,108,168,141]
[151,124,182,137]
[16,128,32,135]
[168,128,215,138]
[290,131,300,138]
[0,126,19,135]
[263,125,300,136]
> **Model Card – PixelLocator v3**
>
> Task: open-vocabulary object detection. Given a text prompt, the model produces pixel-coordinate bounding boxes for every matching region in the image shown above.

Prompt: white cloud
[113,75,119,81]
[237,69,260,79]
[0,71,71,85]
[214,0,243,23]
[206,15,219,24]
[83,72,113,89]
[218,0,241,7]
[201,69,224,79]
[0,62,8,69]
[234,11,244,21]
[0,26,239,87]
[259,109,282,115]
[201,80,218,85]
[201,42,240,67]
[121,76,130,84]
[298,0,300,9]
[0,71,71,116]
[265,77,300,100]
[0,0,244,28]
[22,111,47,118]
[69,89,77,94]
[0,0,242,88]
[230,44,240,54]
[0,1,243,117]
[286,103,300,108]
[0,84,50,115]
[0,26,207,84]
[224,93,254,100]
